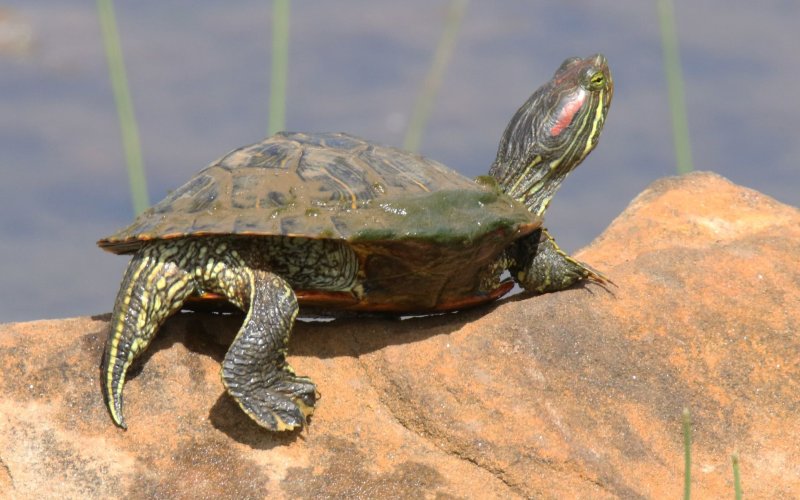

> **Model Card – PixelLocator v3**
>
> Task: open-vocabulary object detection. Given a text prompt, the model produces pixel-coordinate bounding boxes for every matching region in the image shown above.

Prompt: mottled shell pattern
[99,132,540,254]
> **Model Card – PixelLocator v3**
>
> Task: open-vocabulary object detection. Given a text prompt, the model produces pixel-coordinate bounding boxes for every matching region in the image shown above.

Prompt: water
[1,1,798,322]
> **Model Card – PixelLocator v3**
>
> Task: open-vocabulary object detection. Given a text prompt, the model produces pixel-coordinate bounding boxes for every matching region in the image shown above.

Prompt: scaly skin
[219,269,316,431]
[101,54,613,432]
[509,228,610,293]
[491,54,613,291]
[103,239,318,431]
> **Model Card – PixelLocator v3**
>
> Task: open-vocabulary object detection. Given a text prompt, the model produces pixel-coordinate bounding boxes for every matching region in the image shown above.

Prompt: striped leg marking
[102,238,315,432]
[102,242,197,429]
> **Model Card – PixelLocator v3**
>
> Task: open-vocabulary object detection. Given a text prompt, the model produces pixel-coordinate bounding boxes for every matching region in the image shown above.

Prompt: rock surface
[1,172,798,498]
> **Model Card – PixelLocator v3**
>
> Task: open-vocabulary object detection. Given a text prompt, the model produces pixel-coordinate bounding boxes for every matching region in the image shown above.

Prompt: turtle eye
[585,69,606,91]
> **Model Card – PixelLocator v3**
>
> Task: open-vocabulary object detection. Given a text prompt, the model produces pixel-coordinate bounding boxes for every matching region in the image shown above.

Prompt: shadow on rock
[208,392,307,449]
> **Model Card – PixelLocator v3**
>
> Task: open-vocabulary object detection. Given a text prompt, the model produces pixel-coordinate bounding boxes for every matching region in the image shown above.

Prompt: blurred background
[1,1,797,322]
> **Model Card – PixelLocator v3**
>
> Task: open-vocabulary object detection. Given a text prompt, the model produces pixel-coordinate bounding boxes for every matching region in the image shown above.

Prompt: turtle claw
[225,374,317,432]
[580,261,616,288]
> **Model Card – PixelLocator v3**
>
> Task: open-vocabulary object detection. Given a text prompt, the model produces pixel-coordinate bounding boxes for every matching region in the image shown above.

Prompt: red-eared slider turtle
[99,54,613,431]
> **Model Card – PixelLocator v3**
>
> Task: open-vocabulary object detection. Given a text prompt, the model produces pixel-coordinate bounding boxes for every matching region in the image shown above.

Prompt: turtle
[99,53,613,432]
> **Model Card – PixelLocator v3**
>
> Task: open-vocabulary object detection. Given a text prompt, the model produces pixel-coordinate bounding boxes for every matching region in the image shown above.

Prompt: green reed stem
[657,0,693,174]
[268,0,291,136]
[96,0,149,214]
[403,0,469,152]
[682,407,692,500]
[732,453,742,499]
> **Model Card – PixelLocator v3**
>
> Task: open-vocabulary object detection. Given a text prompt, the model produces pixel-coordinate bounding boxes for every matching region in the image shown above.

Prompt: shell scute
[98,132,540,254]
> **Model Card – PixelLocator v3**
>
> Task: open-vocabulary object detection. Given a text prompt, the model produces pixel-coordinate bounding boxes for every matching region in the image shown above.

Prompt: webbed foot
[220,269,317,431]
[223,369,316,431]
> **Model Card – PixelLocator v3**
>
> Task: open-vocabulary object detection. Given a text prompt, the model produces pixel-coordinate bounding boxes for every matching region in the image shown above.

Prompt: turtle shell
[99,132,541,254]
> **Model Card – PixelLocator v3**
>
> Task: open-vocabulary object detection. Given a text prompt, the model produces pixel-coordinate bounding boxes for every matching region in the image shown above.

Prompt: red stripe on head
[549,91,586,137]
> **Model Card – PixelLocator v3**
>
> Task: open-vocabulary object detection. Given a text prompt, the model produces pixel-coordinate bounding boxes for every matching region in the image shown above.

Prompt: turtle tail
[101,241,197,429]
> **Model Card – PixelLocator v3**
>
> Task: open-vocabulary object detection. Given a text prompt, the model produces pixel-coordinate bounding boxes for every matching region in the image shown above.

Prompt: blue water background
[1,1,797,321]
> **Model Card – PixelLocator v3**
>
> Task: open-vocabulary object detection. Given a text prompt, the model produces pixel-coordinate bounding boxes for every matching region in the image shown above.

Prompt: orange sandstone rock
[0,172,797,498]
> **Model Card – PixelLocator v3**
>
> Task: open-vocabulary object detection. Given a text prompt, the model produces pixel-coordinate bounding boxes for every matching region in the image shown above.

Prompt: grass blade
[682,407,692,500]
[732,453,743,499]
[268,0,291,136]
[403,0,469,152]
[96,0,149,214]
[657,0,693,174]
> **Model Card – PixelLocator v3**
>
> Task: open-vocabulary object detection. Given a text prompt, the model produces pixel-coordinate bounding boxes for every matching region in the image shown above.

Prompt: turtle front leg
[511,228,611,294]
[102,242,198,429]
[218,269,316,432]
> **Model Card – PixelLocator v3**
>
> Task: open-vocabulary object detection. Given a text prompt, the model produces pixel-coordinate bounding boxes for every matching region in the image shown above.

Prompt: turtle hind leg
[512,228,612,294]
[219,269,316,432]
[102,241,197,429]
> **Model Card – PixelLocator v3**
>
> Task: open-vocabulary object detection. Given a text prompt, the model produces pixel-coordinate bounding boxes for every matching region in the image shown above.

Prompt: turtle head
[489,54,613,216]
